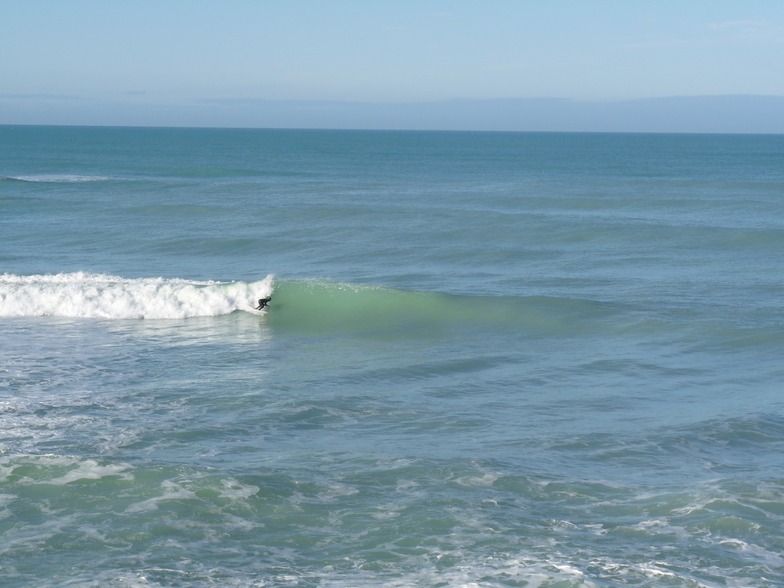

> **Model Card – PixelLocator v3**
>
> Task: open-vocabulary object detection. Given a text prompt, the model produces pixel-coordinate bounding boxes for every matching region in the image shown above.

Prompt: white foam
[0,272,273,319]
[218,478,260,500]
[124,479,198,513]
[0,454,134,485]
[3,174,110,183]
[47,458,134,485]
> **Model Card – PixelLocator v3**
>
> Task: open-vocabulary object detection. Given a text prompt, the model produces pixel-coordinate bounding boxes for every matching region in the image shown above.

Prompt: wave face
[0,273,273,319]
[266,278,611,337]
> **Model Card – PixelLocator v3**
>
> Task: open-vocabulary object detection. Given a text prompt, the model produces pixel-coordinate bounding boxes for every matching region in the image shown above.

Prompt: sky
[2,0,784,131]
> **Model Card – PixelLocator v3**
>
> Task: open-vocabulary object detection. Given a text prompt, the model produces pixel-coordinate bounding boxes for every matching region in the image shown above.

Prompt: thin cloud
[621,19,783,51]
[707,20,770,32]
[0,93,80,101]
[706,19,782,42]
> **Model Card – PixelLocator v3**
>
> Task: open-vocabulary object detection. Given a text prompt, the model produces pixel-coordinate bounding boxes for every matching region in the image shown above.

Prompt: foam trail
[0,174,111,183]
[0,273,273,319]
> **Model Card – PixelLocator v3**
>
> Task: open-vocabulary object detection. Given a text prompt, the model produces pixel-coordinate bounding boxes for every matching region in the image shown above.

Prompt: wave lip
[0,272,273,320]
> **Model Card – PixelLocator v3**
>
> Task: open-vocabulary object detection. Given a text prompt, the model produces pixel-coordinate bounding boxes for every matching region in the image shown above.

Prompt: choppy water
[1,126,784,587]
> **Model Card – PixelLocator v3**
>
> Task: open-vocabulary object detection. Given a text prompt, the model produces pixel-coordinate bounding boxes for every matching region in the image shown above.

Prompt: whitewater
[0,272,273,319]
[2,125,784,587]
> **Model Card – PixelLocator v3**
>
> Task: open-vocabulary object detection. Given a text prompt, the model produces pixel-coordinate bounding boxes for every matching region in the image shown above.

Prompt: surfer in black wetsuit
[255,297,272,310]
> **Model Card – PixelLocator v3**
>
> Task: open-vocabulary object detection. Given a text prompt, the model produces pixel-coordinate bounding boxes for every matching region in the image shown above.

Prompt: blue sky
[2,0,784,130]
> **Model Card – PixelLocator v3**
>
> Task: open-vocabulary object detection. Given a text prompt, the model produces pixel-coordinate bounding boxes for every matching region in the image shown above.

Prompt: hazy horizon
[2,95,784,134]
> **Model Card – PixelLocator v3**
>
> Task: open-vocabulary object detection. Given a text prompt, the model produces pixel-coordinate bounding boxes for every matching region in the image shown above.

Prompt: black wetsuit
[256,297,271,310]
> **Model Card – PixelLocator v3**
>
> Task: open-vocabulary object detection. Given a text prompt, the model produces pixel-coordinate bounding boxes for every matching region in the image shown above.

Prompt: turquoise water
[1,126,784,586]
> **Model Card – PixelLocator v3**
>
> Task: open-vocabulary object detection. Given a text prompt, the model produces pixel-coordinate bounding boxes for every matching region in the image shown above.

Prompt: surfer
[255,297,272,310]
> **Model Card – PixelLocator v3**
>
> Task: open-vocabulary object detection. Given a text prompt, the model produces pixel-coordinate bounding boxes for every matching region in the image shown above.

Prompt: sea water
[1,126,783,587]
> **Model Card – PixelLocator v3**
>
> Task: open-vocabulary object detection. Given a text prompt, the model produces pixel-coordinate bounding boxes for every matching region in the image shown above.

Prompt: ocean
[1,125,783,587]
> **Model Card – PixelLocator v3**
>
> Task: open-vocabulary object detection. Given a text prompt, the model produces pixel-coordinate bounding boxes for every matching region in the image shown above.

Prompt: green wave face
[267,280,446,336]
[266,279,611,339]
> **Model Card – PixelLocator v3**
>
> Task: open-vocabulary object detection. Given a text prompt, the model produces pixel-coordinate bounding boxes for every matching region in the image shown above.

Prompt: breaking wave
[0,272,273,319]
